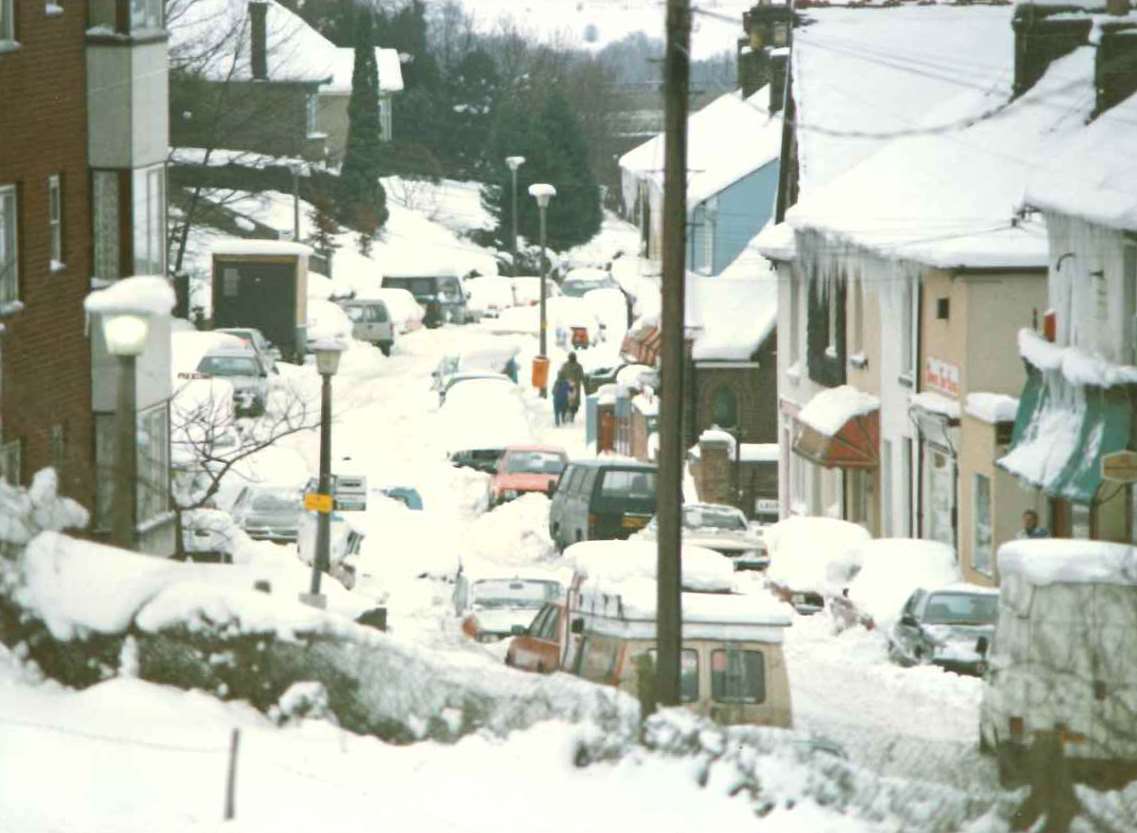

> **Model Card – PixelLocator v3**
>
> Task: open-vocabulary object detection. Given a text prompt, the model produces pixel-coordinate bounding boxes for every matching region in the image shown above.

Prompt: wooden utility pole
[656,0,691,708]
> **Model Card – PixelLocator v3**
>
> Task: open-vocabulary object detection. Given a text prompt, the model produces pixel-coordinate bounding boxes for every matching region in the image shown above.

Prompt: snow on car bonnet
[998,539,1137,587]
[565,539,735,593]
[762,516,871,593]
[844,538,961,626]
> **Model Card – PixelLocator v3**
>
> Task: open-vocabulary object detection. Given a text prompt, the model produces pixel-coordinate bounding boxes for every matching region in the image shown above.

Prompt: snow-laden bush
[0,469,88,560]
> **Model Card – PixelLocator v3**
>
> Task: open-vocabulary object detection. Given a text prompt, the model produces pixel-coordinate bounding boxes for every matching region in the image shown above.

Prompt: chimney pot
[249,1,268,81]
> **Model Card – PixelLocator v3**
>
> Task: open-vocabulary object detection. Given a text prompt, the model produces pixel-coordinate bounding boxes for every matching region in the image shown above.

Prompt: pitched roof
[619,87,782,207]
[685,244,778,361]
[326,47,405,94]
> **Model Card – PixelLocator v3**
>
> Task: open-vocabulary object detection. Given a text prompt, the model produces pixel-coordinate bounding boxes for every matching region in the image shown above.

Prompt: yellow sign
[304,492,333,513]
[1102,450,1137,484]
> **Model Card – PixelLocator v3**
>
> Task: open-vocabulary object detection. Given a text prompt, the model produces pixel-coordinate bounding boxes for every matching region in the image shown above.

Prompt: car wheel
[537,663,546,673]
[380,342,392,356]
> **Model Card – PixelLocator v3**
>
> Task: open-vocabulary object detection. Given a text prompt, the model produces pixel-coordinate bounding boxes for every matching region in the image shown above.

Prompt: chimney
[769,50,788,114]
[1011,4,1093,96]
[249,1,268,81]
[1095,18,1137,115]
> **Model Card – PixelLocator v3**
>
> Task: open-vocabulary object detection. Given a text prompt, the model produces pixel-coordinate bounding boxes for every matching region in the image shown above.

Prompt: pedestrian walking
[562,351,585,390]
[567,380,581,423]
[553,371,571,426]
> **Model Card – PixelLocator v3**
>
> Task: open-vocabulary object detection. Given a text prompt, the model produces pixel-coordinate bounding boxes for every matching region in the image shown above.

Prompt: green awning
[998,365,1135,504]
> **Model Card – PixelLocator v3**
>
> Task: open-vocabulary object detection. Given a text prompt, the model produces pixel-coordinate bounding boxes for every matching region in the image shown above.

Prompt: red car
[491,445,568,505]
[505,601,565,673]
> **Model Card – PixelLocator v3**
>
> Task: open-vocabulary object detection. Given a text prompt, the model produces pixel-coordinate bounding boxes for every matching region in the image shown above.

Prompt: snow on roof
[998,539,1137,586]
[754,220,797,261]
[1026,51,1137,230]
[619,87,782,207]
[965,392,1020,424]
[211,239,312,257]
[1019,327,1137,388]
[845,538,961,626]
[741,443,779,463]
[169,0,338,84]
[797,385,879,437]
[763,516,872,594]
[787,41,1095,269]
[685,254,778,361]
[908,391,961,421]
[85,276,175,317]
[325,47,405,95]
[566,539,736,593]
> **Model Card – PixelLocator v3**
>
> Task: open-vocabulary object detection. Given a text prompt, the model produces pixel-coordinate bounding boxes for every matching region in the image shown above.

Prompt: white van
[979,539,1137,787]
[562,540,794,728]
[338,297,396,355]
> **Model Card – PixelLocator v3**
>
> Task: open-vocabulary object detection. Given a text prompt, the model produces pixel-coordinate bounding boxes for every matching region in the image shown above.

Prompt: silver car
[229,484,302,543]
[195,344,270,416]
[638,502,768,570]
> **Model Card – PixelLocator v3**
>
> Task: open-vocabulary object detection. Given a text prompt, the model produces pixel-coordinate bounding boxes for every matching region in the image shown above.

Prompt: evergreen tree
[339,6,388,233]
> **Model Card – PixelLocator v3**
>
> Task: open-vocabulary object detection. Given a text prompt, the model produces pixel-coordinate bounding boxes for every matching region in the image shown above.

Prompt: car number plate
[622,515,648,529]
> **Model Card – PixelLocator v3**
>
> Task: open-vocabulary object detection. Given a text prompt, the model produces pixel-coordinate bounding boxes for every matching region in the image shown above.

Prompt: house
[618,86,782,273]
[999,3,1137,548]
[757,4,1053,557]
[169,0,402,162]
[1,0,176,554]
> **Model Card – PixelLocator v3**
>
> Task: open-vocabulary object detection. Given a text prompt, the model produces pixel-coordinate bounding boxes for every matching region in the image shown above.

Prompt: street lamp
[84,275,175,552]
[289,162,305,243]
[307,337,346,601]
[505,156,525,277]
[528,182,556,398]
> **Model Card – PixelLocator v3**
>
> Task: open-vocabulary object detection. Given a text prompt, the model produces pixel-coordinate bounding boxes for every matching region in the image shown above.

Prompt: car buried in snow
[505,601,566,673]
[886,584,999,675]
[453,570,565,643]
[490,445,568,505]
[635,502,768,571]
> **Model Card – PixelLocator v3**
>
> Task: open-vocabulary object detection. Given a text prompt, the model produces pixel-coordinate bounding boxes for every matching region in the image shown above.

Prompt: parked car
[381,271,469,328]
[228,484,303,543]
[431,344,521,393]
[509,276,561,307]
[454,570,565,643]
[441,379,533,474]
[463,276,516,319]
[298,473,367,587]
[887,584,998,674]
[438,371,514,405]
[375,485,423,511]
[194,341,271,416]
[505,601,565,672]
[214,326,279,374]
[980,539,1137,788]
[636,503,768,571]
[548,459,657,550]
[762,516,871,615]
[842,538,963,631]
[559,268,620,298]
[372,287,425,334]
[491,445,568,505]
[338,297,396,355]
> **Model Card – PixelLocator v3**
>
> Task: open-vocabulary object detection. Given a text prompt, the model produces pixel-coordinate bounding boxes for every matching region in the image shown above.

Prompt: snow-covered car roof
[998,539,1137,587]
[763,516,872,594]
[171,331,247,381]
[566,539,734,593]
[843,538,962,626]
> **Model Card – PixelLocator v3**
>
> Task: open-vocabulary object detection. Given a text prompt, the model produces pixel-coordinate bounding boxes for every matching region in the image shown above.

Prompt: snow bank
[0,469,89,550]
[464,493,558,567]
[964,392,1019,424]
[797,385,880,437]
[306,298,353,344]
[566,539,736,593]
[845,538,961,627]
[85,276,175,317]
[763,516,871,593]
[998,538,1137,586]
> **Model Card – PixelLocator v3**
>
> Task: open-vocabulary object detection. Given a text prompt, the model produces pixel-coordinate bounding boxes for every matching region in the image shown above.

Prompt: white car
[636,503,768,571]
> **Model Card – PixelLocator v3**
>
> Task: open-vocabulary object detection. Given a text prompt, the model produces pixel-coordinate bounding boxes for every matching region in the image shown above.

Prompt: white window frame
[973,473,993,576]
[0,0,15,43]
[129,0,161,31]
[48,174,63,269]
[132,164,165,275]
[0,185,17,304]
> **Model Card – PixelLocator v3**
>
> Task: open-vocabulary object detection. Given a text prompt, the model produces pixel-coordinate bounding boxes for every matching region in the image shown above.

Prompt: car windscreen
[251,490,301,512]
[437,277,462,302]
[505,451,566,475]
[923,592,998,626]
[599,469,656,499]
[198,355,261,377]
[386,277,435,297]
[561,280,601,297]
[684,506,747,531]
[471,579,562,609]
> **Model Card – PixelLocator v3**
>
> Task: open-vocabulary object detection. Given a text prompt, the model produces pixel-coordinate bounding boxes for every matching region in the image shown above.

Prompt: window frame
[899,279,916,383]
[0,437,21,485]
[0,184,18,304]
[47,174,63,269]
[132,163,165,276]
[972,473,993,576]
[129,0,161,31]
[0,0,15,43]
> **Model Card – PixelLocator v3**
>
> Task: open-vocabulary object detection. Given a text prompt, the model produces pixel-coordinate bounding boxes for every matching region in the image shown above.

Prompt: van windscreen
[600,470,656,498]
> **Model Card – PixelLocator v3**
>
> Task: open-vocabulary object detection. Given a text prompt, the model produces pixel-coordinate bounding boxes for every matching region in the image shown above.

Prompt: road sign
[1102,450,1137,484]
[304,492,333,513]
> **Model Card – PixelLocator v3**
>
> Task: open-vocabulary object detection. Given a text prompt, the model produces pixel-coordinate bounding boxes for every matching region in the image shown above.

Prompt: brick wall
[0,0,95,506]
[692,338,779,446]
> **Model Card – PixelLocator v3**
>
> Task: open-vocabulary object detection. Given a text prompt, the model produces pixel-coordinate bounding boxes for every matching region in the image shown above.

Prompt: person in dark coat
[552,371,571,426]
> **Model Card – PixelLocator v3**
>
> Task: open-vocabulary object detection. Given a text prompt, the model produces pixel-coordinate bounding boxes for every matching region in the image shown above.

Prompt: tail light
[587,513,598,535]
[1009,716,1024,739]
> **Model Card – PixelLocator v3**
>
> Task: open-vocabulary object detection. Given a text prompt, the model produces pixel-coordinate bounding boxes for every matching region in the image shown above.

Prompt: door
[213,262,297,357]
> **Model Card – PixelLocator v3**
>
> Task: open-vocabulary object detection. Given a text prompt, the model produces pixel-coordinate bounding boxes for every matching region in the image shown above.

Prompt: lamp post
[505,156,525,277]
[289,162,304,242]
[528,183,556,398]
[307,338,345,601]
[104,313,150,550]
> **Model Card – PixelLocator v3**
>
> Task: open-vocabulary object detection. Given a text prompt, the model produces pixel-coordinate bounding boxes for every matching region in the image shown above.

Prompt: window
[305,94,319,137]
[648,649,699,703]
[711,649,765,704]
[881,440,893,535]
[826,280,838,357]
[47,174,62,268]
[92,172,120,280]
[924,447,955,547]
[850,278,864,355]
[0,185,17,303]
[900,279,915,381]
[936,297,950,320]
[129,0,161,30]
[137,403,169,523]
[132,164,165,275]
[0,438,21,485]
[710,386,738,429]
[599,469,656,498]
[973,474,993,576]
[0,0,14,41]
[576,636,620,683]
[773,22,788,47]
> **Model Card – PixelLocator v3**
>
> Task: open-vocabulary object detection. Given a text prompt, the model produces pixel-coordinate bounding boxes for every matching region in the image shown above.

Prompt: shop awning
[621,325,662,368]
[792,386,880,469]
[998,365,1134,504]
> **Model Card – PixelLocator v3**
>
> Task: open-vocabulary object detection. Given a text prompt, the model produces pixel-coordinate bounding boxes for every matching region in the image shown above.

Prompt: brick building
[0,0,96,507]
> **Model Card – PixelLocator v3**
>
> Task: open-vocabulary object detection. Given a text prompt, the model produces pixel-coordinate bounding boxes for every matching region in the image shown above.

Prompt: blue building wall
[686,159,780,275]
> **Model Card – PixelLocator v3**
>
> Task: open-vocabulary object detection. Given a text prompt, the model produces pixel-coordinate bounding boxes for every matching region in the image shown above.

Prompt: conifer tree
[340,6,388,232]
